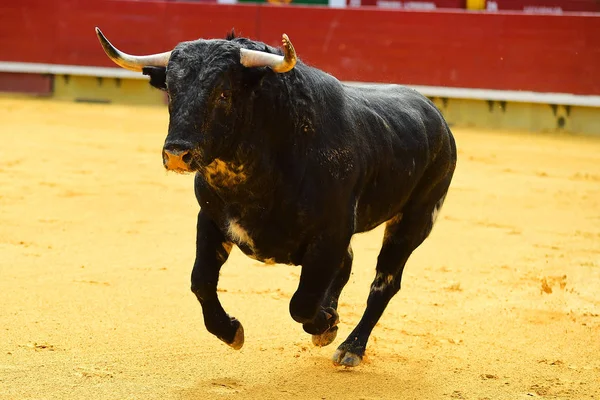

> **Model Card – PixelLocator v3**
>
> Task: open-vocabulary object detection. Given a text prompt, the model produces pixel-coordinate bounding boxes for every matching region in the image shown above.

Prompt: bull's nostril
[162,145,193,172]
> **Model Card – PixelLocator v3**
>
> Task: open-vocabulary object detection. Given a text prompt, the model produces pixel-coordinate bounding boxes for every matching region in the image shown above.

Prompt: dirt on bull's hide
[0,97,599,399]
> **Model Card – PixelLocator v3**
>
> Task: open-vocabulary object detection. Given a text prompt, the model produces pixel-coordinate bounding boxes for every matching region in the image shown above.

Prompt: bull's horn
[240,34,296,73]
[95,27,172,72]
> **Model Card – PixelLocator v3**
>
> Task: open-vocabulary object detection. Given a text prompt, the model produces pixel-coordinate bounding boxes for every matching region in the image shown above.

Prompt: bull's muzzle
[162,146,193,173]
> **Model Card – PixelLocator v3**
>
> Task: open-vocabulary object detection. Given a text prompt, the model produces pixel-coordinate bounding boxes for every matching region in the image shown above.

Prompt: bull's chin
[165,166,195,175]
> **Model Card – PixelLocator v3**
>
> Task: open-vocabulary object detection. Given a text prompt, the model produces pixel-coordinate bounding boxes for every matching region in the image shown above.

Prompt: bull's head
[95,28,297,173]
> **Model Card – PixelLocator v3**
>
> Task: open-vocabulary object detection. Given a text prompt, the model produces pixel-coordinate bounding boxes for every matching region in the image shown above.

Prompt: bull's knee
[289,291,322,324]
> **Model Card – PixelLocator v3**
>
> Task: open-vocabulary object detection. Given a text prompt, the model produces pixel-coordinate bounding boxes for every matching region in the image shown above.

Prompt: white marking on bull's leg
[227,220,255,249]
[370,272,395,292]
[431,194,447,226]
[431,205,440,225]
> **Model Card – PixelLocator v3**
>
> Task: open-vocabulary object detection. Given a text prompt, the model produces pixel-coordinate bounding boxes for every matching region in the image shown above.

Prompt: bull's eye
[219,92,229,101]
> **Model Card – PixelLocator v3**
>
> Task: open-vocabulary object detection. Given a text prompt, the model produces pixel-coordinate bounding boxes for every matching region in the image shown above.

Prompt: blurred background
[1,0,599,134]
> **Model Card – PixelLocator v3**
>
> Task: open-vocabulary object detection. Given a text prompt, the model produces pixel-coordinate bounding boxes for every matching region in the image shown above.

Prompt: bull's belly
[225,218,301,266]
[355,218,388,234]
[354,196,408,234]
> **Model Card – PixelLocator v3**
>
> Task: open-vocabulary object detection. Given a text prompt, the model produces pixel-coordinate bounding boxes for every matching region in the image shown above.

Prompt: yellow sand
[0,97,599,399]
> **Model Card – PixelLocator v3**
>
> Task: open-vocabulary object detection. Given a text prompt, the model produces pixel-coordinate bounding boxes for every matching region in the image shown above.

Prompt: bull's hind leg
[333,187,450,367]
[190,210,243,349]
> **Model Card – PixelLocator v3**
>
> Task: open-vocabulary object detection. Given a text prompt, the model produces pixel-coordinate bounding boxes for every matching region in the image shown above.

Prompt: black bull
[96,28,457,367]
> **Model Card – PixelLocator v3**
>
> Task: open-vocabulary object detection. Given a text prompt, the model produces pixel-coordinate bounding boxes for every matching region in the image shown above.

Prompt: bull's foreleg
[190,210,243,349]
[309,246,353,347]
[289,238,351,339]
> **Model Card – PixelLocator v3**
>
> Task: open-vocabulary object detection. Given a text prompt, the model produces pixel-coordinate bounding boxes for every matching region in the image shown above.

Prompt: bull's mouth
[165,166,194,174]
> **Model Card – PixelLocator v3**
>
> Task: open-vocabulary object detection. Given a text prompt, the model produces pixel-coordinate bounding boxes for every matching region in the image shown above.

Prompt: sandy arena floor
[0,97,599,400]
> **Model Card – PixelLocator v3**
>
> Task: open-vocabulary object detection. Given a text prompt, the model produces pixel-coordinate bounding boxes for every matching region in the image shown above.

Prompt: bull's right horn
[240,34,297,73]
[95,27,172,72]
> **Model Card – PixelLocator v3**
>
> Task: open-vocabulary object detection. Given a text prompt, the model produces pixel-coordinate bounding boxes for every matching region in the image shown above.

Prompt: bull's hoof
[332,347,362,367]
[219,320,245,350]
[312,325,338,347]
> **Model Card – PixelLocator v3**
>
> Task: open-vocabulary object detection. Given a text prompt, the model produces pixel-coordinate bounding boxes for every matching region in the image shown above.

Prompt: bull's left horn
[95,27,172,72]
[240,34,296,73]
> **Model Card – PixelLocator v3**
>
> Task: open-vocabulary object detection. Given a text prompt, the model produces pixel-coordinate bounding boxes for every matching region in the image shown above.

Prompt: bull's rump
[341,83,455,233]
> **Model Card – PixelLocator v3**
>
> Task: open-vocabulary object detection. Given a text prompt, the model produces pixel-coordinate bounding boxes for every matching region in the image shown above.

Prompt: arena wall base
[52,75,166,106]
[0,72,53,96]
[427,97,600,137]
[1,68,598,136]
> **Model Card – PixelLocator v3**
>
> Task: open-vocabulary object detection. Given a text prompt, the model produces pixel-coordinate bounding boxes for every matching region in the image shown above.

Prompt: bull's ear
[142,66,167,91]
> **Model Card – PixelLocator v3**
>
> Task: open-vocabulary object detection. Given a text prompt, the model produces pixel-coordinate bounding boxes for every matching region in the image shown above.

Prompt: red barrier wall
[1,0,599,95]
